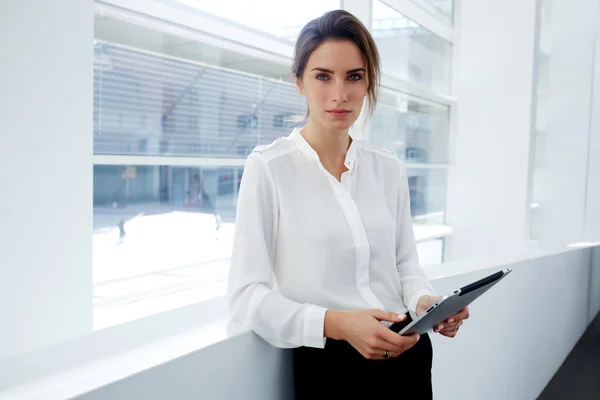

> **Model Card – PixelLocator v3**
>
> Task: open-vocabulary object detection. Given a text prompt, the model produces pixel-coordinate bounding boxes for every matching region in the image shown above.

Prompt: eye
[348,73,362,82]
[316,74,329,81]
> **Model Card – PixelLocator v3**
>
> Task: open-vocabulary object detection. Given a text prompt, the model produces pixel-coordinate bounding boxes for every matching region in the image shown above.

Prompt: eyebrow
[310,67,366,74]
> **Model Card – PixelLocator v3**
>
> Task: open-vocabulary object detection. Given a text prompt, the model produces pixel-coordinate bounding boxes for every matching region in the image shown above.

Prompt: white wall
[590,246,600,322]
[445,0,537,261]
[584,8,600,241]
[74,246,600,400]
[0,0,94,359]
[532,0,600,247]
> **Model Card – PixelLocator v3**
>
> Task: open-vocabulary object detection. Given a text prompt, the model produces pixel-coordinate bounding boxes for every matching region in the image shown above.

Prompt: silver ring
[383,350,389,359]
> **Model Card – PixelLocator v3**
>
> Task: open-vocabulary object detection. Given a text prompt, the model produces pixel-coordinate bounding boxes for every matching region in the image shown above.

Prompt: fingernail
[439,325,444,330]
[416,334,420,341]
[398,314,405,320]
[449,319,454,323]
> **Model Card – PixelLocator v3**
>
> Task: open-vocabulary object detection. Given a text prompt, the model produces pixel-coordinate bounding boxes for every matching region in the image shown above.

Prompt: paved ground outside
[93,199,236,324]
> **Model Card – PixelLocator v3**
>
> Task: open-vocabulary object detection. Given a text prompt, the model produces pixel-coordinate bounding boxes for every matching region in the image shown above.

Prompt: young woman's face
[296,39,368,132]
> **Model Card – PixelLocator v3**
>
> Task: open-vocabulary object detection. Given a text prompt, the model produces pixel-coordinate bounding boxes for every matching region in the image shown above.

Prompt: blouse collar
[288,128,358,171]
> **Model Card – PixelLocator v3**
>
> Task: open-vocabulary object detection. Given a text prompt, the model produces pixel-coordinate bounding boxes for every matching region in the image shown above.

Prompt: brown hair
[292,10,381,119]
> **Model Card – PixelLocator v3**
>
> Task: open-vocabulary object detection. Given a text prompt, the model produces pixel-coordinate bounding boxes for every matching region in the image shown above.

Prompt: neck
[300,118,351,164]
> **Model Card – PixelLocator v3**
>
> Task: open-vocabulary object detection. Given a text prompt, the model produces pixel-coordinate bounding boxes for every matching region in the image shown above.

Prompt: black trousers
[292,322,433,399]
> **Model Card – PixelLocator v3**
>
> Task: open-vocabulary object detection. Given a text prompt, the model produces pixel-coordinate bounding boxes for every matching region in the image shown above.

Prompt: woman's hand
[416,295,470,338]
[324,309,420,360]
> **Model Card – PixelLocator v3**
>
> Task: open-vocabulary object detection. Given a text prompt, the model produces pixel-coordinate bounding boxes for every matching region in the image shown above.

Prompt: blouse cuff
[303,305,328,349]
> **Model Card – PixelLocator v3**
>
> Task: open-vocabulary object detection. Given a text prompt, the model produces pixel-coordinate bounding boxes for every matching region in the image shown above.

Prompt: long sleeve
[227,152,328,349]
[395,162,436,314]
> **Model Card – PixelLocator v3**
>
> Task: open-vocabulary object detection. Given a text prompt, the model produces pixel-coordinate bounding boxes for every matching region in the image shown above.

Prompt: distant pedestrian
[118,217,126,244]
[215,214,221,241]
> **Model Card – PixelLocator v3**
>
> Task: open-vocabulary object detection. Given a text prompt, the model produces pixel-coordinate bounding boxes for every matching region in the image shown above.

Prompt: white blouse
[227,128,435,349]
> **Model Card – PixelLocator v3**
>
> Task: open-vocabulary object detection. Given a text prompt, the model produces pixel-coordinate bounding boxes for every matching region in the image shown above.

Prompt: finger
[383,350,401,359]
[436,315,465,331]
[377,326,420,349]
[369,337,405,355]
[444,308,469,326]
[441,325,460,333]
[377,328,420,353]
[440,323,462,335]
[440,329,458,338]
[368,347,405,360]
[435,322,461,332]
[442,320,461,330]
[363,343,401,360]
[369,309,406,323]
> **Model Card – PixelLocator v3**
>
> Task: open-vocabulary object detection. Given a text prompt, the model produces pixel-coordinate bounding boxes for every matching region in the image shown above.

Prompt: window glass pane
[372,0,452,94]
[407,168,447,222]
[370,89,450,164]
[172,0,340,41]
[94,41,305,157]
[93,164,242,327]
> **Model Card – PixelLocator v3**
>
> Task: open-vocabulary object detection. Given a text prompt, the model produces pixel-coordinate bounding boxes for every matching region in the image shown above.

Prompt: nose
[332,79,348,104]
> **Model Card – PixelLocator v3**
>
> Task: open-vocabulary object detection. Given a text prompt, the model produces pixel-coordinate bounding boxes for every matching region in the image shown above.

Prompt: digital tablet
[390,268,513,335]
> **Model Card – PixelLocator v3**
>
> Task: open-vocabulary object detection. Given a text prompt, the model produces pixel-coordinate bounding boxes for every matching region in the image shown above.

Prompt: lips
[327,109,351,117]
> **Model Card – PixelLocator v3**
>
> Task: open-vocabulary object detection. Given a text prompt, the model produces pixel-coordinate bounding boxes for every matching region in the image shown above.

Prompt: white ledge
[0,245,592,400]
[413,224,453,243]
[0,318,239,400]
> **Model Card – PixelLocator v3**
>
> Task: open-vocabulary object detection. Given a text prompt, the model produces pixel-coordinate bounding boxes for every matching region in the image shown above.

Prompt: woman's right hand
[324,309,421,360]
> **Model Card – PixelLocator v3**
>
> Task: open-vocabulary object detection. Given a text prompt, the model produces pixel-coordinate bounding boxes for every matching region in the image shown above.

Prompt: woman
[227,9,469,399]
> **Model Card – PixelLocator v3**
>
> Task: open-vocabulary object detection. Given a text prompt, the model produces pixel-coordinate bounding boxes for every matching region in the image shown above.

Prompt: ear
[294,73,305,96]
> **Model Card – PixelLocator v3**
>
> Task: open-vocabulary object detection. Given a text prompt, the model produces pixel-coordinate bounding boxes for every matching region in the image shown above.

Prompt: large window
[92,0,456,328]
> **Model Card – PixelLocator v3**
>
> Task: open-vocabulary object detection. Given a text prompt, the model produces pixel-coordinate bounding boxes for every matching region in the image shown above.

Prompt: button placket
[290,130,383,309]
[321,166,384,310]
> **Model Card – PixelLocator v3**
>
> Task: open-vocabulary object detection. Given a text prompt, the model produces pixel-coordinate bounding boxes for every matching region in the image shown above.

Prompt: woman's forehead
[306,39,365,71]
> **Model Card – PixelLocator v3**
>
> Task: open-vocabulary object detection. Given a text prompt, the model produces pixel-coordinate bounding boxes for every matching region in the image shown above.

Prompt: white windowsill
[413,224,453,243]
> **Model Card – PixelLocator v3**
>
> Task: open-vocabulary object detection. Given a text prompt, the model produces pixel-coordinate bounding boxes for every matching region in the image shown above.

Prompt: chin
[322,117,356,131]
[328,121,352,130]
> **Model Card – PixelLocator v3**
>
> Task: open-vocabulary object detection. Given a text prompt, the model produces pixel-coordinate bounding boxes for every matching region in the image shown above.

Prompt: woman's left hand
[416,295,470,338]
